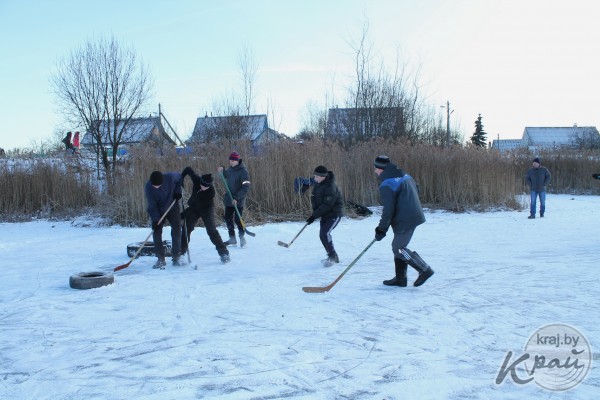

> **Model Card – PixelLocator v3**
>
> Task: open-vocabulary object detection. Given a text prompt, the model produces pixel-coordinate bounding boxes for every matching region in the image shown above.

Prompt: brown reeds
[2,140,600,224]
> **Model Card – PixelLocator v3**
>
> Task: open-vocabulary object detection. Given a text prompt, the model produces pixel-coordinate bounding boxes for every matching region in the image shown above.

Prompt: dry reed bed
[2,141,600,225]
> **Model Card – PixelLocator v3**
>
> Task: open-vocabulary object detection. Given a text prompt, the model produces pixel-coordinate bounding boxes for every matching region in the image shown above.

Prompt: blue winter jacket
[377,163,425,233]
[145,172,183,223]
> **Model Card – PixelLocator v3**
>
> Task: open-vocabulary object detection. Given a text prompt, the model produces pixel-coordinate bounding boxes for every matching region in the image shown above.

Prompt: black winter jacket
[185,168,215,210]
[222,161,251,207]
[310,171,344,219]
[377,163,425,233]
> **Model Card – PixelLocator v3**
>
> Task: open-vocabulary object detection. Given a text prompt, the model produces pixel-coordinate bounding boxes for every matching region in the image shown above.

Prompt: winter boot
[220,253,231,263]
[383,258,408,287]
[321,251,339,267]
[327,251,339,264]
[153,258,167,269]
[172,255,185,267]
[407,251,434,287]
[528,215,535,219]
[239,234,247,248]
[224,235,237,246]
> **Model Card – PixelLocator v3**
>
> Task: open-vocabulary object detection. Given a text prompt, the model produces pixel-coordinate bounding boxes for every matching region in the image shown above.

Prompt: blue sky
[1,0,599,150]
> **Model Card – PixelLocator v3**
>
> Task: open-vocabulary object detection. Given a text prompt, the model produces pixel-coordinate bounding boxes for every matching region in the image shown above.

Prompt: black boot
[224,235,237,246]
[327,251,339,264]
[383,258,408,287]
[408,251,434,287]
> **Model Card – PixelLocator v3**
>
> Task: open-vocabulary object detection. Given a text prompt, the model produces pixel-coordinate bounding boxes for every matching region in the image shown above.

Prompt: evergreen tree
[471,114,487,147]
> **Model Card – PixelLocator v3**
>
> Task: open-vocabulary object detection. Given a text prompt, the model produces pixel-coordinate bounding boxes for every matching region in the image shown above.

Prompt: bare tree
[50,35,153,180]
[239,44,258,116]
[570,127,600,150]
[203,93,249,141]
[333,21,427,144]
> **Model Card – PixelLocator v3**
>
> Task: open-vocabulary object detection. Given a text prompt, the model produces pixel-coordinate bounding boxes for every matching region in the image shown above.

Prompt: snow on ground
[1,194,599,399]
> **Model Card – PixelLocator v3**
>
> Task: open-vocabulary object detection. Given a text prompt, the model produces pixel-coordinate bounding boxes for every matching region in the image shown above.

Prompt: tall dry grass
[2,140,600,225]
[0,156,96,219]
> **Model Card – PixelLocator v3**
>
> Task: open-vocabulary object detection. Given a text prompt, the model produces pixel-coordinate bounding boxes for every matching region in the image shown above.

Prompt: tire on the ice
[69,272,114,290]
[126,240,172,258]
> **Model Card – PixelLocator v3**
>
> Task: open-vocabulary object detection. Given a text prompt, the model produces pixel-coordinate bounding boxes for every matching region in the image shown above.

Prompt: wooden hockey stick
[277,223,308,248]
[302,239,376,293]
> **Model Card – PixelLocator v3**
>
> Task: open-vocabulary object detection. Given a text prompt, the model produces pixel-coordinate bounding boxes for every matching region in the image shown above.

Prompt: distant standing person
[145,170,184,269]
[72,131,80,153]
[526,157,551,219]
[61,131,75,153]
[217,152,251,247]
[180,166,231,263]
[373,155,434,287]
[306,165,344,267]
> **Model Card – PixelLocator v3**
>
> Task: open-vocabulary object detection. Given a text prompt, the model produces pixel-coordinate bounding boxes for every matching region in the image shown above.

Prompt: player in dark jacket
[373,155,434,287]
[306,165,344,266]
[218,152,251,247]
[145,170,184,269]
[180,167,230,263]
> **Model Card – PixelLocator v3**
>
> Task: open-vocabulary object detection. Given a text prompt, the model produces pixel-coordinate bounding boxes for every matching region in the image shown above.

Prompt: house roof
[491,139,523,151]
[522,126,599,147]
[190,114,270,142]
[81,116,175,146]
[325,107,403,136]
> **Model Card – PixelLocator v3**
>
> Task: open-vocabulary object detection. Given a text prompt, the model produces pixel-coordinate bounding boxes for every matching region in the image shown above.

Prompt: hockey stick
[181,199,193,266]
[278,223,308,248]
[219,171,256,237]
[114,200,176,272]
[302,239,376,293]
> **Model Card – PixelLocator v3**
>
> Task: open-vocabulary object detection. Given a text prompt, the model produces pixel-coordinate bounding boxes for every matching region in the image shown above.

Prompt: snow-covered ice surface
[1,194,598,399]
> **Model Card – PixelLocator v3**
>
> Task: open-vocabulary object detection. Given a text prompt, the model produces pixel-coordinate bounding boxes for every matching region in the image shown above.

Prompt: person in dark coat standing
[61,131,75,153]
[180,167,230,263]
[145,170,184,268]
[526,157,551,219]
[373,155,434,287]
[306,165,344,266]
[217,152,251,247]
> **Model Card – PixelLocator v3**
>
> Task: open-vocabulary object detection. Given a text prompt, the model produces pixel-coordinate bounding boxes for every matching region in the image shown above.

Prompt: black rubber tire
[126,240,172,258]
[69,272,114,290]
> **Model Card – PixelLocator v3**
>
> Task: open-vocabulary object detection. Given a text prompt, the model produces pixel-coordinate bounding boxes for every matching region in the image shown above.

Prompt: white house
[491,125,600,152]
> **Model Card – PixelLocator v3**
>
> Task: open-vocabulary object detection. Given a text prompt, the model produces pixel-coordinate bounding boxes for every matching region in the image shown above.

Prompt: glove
[152,221,162,231]
[375,227,386,241]
[174,192,182,200]
[181,167,194,178]
[306,215,315,225]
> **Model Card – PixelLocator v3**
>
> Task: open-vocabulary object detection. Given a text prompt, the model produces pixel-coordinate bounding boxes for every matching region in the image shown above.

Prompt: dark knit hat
[150,171,164,186]
[314,165,328,177]
[533,157,540,164]
[199,173,213,187]
[229,151,241,161]
[374,155,390,169]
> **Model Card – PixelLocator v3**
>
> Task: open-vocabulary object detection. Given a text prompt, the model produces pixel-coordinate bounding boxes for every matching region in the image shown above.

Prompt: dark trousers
[182,207,228,256]
[153,203,181,259]
[224,206,244,236]
[319,216,341,254]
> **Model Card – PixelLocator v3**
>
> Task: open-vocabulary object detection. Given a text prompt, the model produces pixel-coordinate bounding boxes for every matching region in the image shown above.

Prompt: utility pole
[441,101,453,147]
